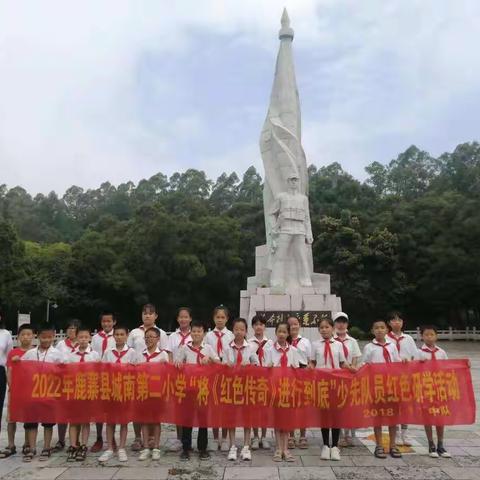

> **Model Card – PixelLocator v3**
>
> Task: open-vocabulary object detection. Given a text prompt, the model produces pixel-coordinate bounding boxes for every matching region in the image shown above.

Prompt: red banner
[10,360,475,428]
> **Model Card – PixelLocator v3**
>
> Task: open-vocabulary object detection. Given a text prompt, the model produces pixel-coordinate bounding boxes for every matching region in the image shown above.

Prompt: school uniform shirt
[386,331,418,360]
[290,336,312,366]
[127,325,169,353]
[137,347,169,364]
[177,342,220,365]
[91,330,116,358]
[22,346,64,363]
[167,330,192,360]
[264,342,300,368]
[417,344,448,361]
[311,338,346,369]
[248,336,273,366]
[223,340,259,366]
[0,330,14,367]
[205,327,234,360]
[333,333,362,364]
[102,345,138,364]
[56,338,79,355]
[67,346,101,363]
[362,339,402,364]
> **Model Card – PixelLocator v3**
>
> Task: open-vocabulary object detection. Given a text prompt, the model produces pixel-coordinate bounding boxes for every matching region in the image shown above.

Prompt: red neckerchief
[254,339,268,366]
[422,346,439,360]
[231,342,245,366]
[76,350,88,363]
[98,330,112,354]
[334,335,349,359]
[374,341,392,363]
[291,337,301,348]
[274,342,289,367]
[214,330,224,356]
[188,344,205,365]
[178,330,191,347]
[112,348,130,364]
[143,350,163,362]
[323,339,335,368]
[387,332,404,353]
[65,338,78,353]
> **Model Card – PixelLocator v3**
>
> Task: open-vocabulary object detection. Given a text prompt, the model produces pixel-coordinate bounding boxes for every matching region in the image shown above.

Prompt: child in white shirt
[65,327,100,462]
[223,318,259,461]
[204,305,234,451]
[264,321,299,463]
[362,319,403,459]
[248,314,273,450]
[99,325,137,464]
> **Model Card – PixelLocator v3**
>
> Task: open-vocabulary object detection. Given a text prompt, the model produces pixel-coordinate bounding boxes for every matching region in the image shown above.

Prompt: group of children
[0,305,453,464]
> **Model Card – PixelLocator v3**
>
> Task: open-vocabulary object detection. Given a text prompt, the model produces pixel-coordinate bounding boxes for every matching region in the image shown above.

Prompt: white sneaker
[401,431,412,447]
[251,437,260,450]
[320,445,331,460]
[240,446,251,461]
[138,448,151,461]
[209,439,219,451]
[228,445,237,461]
[330,446,341,461]
[261,437,271,450]
[117,448,128,462]
[221,440,230,452]
[151,448,161,460]
[98,449,114,463]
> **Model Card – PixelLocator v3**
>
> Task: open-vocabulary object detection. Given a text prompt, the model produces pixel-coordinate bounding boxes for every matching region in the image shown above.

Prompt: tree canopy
[1,141,479,332]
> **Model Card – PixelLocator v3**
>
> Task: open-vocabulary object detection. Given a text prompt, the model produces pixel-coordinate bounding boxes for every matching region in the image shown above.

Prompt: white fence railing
[10,326,480,345]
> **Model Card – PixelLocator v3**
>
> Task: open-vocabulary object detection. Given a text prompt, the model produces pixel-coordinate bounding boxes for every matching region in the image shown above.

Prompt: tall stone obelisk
[239,9,342,328]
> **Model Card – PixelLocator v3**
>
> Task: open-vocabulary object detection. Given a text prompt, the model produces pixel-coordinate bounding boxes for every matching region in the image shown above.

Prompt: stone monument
[239,9,342,329]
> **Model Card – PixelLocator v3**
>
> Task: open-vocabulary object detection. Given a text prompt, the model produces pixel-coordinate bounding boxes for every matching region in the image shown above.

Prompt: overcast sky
[1,0,479,195]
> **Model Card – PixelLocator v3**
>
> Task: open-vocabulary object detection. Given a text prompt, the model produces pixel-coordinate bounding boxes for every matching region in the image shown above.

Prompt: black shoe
[437,446,451,458]
[180,450,190,461]
[66,446,77,462]
[199,450,210,460]
[428,444,439,458]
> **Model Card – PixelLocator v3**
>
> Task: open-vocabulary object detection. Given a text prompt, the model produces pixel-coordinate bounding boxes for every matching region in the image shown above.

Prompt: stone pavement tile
[461,446,480,456]
[443,431,480,440]
[278,466,336,480]
[336,446,371,456]
[111,467,170,479]
[385,466,451,480]
[443,439,480,447]
[350,455,407,466]
[0,457,20,477]
[331,466,392,479]
[300,455,354,467]
[440,467,480,480]
[57,467,119,479]
[286,446,322,456]
[224,466,279,480]
[166,465,225,480]
[400,455,456,467]
[452,455,480,467]
[251,454,301,467]
[3,467,68,480]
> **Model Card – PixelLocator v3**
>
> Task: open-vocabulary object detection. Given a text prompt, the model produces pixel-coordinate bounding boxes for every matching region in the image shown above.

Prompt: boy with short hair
[386,311,417,446]
[176,320,220,461]
[248,314,272,450]
[333,312,362,447]
[362,319,403,459]
[99,325,137,463]
[0,324,34,458]
[418,325,451,458]
[127,303,169,451]
[90,310,117,453]
[21,324,64,462]
[65,326,100,462]
[137,327,169,461]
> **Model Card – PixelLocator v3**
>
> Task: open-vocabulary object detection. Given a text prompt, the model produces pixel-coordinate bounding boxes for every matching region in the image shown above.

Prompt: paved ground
[0,341,478,480]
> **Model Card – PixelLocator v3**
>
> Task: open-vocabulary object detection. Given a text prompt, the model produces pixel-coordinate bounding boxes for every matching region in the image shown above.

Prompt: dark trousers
[181,426,208,452]
[322,428,340,447]
[0,367,6,429]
